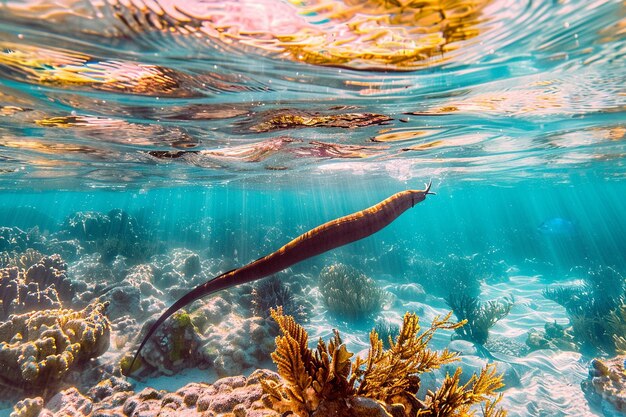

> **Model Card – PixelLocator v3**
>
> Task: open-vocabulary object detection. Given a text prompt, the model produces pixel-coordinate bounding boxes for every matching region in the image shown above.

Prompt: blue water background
[3,177,624,278]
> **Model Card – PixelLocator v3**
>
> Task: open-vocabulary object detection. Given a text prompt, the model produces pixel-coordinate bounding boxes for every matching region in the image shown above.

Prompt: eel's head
[410,180,436,206]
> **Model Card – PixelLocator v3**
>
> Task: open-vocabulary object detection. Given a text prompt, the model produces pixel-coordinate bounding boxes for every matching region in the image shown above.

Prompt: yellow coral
[264,307,506,417]
[0,302,110,387]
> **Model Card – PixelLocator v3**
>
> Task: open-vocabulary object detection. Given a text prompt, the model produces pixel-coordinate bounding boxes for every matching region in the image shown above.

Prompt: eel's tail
[123,269,234,376]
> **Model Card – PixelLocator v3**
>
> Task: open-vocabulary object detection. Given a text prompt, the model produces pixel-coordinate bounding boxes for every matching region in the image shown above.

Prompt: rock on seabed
[11,369,282,417]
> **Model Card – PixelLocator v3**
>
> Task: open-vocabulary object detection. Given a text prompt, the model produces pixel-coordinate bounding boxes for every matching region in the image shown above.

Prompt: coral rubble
[526,321,577,352]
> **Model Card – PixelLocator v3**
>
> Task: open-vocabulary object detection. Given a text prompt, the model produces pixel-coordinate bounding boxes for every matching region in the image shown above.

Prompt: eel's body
[125,182,434,375]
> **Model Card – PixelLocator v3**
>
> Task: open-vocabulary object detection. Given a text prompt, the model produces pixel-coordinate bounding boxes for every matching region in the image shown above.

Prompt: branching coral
[0,302,110,387]
[445,295,513,345]
[319,263,387,322]
[543,266,626,355]
[262,307,506,417]
[0,227,44,253]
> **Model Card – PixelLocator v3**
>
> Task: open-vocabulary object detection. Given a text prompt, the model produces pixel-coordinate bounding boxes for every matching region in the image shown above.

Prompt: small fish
[538,217,576,236]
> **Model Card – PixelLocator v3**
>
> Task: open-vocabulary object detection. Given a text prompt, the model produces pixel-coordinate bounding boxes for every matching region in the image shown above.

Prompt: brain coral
[0,302,110,387]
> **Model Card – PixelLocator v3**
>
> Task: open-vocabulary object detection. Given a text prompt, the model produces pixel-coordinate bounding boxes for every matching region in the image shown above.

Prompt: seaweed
[542,266,625,355]
[262,307,506,417]
[318,263,387,322]
[445,294,513,345]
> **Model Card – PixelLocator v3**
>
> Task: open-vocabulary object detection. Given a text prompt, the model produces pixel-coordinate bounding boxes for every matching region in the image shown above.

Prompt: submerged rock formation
[582,355,626,416]
[11,370,281,417]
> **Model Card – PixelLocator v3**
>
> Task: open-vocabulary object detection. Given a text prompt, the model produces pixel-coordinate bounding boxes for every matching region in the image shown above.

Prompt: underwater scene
[0,0,625,416]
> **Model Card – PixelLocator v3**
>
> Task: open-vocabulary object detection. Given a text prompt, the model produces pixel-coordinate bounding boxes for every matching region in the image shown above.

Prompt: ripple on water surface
[0,0,623,189]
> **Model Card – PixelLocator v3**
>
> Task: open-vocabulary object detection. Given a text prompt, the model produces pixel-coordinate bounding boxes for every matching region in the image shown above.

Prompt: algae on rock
[262,307,506,417]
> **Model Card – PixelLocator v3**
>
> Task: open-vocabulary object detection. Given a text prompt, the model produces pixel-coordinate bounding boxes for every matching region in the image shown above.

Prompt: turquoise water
[0,0,625,416]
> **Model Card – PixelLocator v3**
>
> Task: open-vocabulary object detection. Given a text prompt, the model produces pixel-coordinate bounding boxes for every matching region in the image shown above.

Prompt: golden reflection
[0,138,101,156]
[0,42,242,96]
[2,0,491,70]
[34,115,198,148]
[295,141,386,158]
[412,90,570,116]
[247,109,392,132]
[402,139,445,150]
[268,0,490,69]
[372,128,440,142]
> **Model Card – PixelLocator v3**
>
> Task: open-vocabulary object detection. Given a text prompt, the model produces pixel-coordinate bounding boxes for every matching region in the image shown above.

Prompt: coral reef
[68,254,166,321]
[24,255,74,303]
[0,255,73,320]
[0,266,62,319]
[262,307,506,417]
[319,263,388,322]
[581,355,626,416]
[60,209,162,264]
[0,302,110,387]
[0,227,45,253]
[543,266,626,354]
[183,253,202,278]
[0,248,44,269]
[150,248,221,300]
[445,294,513,345]
[202,314,276,377]
[13,370,281,417]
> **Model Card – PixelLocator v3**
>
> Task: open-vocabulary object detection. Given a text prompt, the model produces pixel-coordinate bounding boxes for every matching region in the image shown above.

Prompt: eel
[125,182,434,375]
